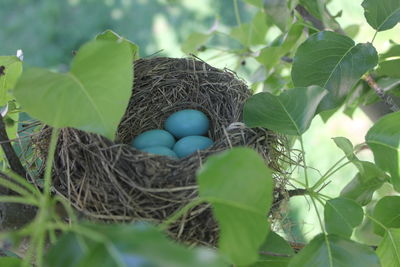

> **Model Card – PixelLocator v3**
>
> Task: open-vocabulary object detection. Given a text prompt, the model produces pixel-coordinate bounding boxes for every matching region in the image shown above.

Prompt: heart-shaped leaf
[252,231,294,266]
[288,234,380,267]
[333,137,389,205]
[362,0,400,31]
[197,148,273,266]
[0,56,23,106]
[291,31,378,113]
[230,11,269,47]
[14,40,133,140]
[181,32,212,55]
[45,223,227,267]
[264,0,292,31]
[376,228,400,267]
[96,30,139,59]
[366,111,400,191]
[372,196,400,236]
[324,197,364,238]
[257,22,304,69]
[377,59,400,78]
[243,86,327,135]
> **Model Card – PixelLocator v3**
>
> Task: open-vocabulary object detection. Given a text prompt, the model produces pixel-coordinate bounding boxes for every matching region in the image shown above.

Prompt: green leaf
[332,137,356,160]
[45,223,227,267]
[257,22,304,69]
[291,31,378,113]
[243,86,327,135]
[0,257,23,267]
[244,0,263,8]
[181,32,212,55]
[264,0,292,31]
[376,228,400,267]
[298,0,323,20]
[0,56,23,106]
[288,234,380,267]
[324,197,364,238]
[377,59,400,78]
[380,44,400,59]
[362,0,400,31]
[96,29,139,59]
[373,196,400,236]
[14,40,133,140]
[230,11,268,46]
[366,111,400,191]
[252,231,294,266]
[344,24,361,39]
[340,171,386,206]
[197,148,273,266]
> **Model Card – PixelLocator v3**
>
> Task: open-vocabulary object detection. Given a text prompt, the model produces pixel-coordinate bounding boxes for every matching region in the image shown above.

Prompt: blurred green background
[1,0,399,245]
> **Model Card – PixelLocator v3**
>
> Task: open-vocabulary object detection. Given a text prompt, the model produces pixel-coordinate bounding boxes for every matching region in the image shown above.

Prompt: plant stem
[299,136,309,188]
[371,31,378,44]
[233,0,242,27]
[311,156,348,191]
[44,128,60,197]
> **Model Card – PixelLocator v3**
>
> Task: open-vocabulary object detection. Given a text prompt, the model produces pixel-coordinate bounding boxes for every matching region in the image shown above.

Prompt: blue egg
[131,129,175,149]
[164,109,210,138]
[173,136,213,158]
[140,146,178,158]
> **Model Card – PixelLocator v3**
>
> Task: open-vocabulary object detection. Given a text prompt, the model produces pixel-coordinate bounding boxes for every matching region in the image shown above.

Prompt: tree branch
[295,4,398,113]
[363,75,400,112]
[0,114,27,178]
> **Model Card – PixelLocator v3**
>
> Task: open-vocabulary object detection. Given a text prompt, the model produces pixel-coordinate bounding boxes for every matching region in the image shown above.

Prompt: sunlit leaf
[96,29,139,59]
[344,24,361,39]
[372,196,400,236]
[197,148,273,266]
[243,86,327,135]
[366,111,400,191]
[288,234,380,267]
[377,228,400,267]
[244,0,263,8]
[14,40,133,140]
[181,32,212,55]
[0,56,23,106]
[291,31,378,113]
[362,0,400,31]
[257,22,303,69]
[230,11,268,46]
[324,197,364,238]
[264,0,292,31]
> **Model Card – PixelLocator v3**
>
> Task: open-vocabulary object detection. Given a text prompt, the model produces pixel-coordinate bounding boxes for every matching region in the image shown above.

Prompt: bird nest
[32,57,289,247]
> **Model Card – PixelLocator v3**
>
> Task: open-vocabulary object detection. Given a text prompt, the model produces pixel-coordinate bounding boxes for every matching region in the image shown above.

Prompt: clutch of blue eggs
[131,109,214,158]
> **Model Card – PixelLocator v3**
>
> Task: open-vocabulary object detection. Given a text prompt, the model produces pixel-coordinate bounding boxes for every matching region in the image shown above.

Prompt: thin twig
[363,75,399,112]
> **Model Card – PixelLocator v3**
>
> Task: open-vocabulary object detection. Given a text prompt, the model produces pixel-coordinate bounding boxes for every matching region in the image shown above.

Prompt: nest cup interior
[34,57,286,246]
[117,57,251,145]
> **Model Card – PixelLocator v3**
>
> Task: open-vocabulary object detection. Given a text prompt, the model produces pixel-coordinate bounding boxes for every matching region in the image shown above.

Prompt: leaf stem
[233,0,242,27]
[311,156,348,191]
[371,31,378,44]
[299,136,309,188]
[44,128,60,197]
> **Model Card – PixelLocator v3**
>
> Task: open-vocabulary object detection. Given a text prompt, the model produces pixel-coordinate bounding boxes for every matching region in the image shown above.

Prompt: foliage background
[1,0,399,247]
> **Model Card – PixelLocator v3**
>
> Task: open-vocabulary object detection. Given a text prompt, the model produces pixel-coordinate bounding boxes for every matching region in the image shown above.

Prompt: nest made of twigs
[32,57,289,247]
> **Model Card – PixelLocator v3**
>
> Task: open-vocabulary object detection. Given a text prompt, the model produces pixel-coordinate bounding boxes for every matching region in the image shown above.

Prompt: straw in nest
[33,57,288,246]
